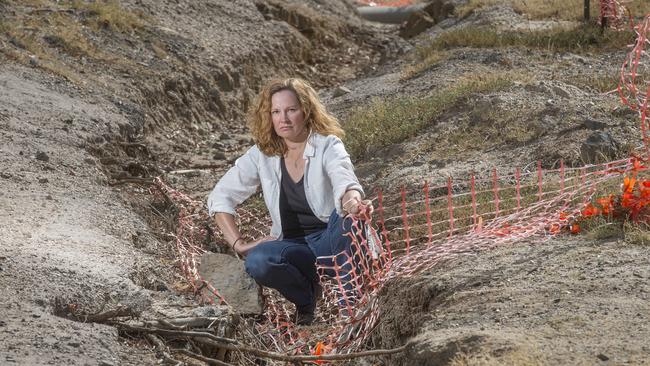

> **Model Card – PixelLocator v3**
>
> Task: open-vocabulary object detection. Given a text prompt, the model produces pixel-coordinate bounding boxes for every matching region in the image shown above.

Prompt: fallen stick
[174,349,234,366]
[147,334,185,366]
[116,323,413,362]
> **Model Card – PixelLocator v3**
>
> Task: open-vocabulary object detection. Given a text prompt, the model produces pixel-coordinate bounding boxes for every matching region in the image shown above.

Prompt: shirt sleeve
[207,146,261,217]
[323,136,364,214]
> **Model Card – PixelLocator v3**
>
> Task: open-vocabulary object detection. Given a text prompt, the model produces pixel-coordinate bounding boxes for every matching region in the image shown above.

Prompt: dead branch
[108,176,155,186]
[115,323,237,344]
[116,323,413,363]
[28,8,75,14]
[174,349,234,366]
[151,317,225,330]
[119,142,149,150]
[147,334,185,366]
[81,306,134,323]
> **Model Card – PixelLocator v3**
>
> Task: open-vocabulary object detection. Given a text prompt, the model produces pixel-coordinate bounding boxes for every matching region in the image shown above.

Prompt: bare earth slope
[0,66,160,365]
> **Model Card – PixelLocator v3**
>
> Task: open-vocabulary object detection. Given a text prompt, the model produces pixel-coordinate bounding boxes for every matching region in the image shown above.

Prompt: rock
[35,151,49,162]
[38,178,48,184]
[213,151,227,160]
[198,253,262,315]
[332,86,351,98]
[584,118,607,130]
[0,172,12,179]
[422,0,455,21]
[400,11,435,39]
[219,132,230,140]
[552,85,571,98]
[580,132,619,163]
[597,353,609,361]
[67,341,81,348]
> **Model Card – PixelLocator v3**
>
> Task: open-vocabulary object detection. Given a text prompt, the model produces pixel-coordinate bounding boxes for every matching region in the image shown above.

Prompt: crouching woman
[207,78,372,325]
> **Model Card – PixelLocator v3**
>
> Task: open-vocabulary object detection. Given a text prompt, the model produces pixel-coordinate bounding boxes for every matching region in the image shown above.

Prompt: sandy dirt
[1,0,650,364]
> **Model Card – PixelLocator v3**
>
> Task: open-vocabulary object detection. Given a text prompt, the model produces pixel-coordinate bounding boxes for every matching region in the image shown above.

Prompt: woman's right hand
[235,235,277,256]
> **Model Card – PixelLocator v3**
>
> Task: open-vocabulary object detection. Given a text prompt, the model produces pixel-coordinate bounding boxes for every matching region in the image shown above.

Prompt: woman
[207,78,372,325]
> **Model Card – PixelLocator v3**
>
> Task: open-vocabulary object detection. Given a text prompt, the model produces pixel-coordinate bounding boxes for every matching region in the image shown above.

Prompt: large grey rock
[199,253,262,315]
[580,132,619,163]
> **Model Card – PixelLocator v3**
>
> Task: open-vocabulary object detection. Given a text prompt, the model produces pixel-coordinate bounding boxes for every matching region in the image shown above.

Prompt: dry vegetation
[0,0,146,81]
[456,0,649,21]
[344,70,531,158]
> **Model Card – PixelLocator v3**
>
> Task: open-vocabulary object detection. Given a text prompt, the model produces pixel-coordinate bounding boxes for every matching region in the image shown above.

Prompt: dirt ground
[1,0,650,365]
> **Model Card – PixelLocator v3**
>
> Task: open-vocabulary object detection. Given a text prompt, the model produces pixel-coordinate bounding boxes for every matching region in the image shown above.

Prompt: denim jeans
[244,210,355,310]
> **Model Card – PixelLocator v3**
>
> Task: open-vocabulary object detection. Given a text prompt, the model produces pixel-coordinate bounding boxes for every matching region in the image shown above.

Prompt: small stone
[213,151,227,160]
[99,361,116,366]
[597,353,609,361]
[552,85,571,98]
[0,172,12,179]
[38,178,48,184]
[45,195,53,200]
[584,119,607,130]
[68,341,81,348]
[332,86,352,98]
[219,132,230,140]
[36,151,49,162]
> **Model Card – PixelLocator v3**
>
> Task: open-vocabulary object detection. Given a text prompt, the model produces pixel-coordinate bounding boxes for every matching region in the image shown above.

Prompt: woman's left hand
[347,199,374,220]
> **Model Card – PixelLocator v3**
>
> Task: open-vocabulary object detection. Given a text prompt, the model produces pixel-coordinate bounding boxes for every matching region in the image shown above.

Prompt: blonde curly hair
[248,78,344,156]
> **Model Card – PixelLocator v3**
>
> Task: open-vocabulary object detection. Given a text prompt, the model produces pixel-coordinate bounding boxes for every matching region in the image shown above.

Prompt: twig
[28,8,75,14]
[81,306,134,323]
[174,349,234,366]
[119,142,149,149]
[108,176,155,186]
[115,323,237,344]
[147,334,185,366]
[116,323,413,362]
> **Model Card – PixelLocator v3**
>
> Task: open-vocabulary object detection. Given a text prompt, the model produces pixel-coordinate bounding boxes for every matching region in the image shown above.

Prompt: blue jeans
[244,210,354,310]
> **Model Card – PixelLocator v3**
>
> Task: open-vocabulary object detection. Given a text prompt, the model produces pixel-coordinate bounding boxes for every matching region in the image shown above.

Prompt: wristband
[231,237,244,251]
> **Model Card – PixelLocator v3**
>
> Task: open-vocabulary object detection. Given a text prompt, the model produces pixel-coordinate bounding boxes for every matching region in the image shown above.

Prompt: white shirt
[207,133,364,239]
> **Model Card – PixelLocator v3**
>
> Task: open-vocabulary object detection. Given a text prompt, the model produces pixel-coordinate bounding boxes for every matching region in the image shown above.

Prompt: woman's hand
[234,235,277,256]
[342,192,374,220]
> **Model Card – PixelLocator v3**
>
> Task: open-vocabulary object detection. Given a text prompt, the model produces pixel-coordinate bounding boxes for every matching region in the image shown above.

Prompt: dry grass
[0,0,146,82]
[450,346,548,366]
[69,0,144,33]
[401,50,449,80]
[566,72,619,93]
[421,24,634,55]
[456,0,648,21]
[344,71,529,159]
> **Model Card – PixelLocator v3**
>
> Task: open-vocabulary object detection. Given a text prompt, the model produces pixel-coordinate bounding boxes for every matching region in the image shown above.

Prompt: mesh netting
[355,0,416,7]
[151,157,644,360]
[619,13,650,154]
[599,0,632,30]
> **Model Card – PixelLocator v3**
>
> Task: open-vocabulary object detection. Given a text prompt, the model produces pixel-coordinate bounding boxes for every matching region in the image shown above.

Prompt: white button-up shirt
[207,133,364,239]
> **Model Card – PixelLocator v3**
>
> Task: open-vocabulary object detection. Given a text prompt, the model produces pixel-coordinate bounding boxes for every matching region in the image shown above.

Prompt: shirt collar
[303,130,316,158]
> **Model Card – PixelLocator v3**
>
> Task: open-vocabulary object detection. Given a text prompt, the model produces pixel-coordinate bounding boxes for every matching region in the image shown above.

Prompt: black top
[279,158,327,239]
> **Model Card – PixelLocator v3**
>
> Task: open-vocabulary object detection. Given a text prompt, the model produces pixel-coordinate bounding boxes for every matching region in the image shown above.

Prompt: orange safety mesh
[355,0,416,7]
[599,0,633,30]
[619,13,650,154]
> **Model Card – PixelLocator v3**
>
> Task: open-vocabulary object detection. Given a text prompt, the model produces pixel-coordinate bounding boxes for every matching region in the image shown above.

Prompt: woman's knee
[244,248,272,282]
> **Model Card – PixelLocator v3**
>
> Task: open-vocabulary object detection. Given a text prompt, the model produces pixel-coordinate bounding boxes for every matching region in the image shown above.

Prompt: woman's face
[270,89,308,143]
